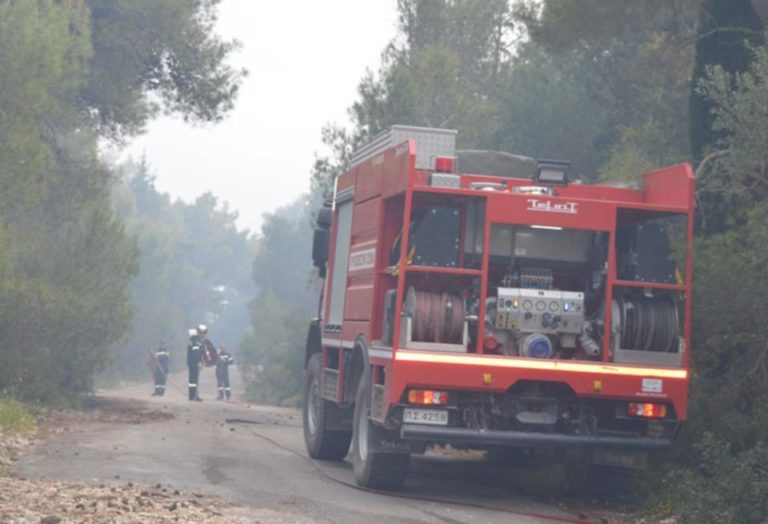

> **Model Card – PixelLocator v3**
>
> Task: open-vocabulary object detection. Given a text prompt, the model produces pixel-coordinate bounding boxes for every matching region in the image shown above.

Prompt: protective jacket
[187,335,204,367]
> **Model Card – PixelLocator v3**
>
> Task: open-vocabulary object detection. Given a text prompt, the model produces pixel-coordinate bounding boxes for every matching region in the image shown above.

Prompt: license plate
[403,408,449,426]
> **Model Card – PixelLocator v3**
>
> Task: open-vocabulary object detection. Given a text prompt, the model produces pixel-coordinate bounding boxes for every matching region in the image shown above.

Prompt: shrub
[661,433,768,523]
[0,397,35,435]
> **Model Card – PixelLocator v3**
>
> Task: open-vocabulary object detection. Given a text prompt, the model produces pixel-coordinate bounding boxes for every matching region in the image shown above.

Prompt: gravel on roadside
[0,478,252,524]
[0,400,256,524]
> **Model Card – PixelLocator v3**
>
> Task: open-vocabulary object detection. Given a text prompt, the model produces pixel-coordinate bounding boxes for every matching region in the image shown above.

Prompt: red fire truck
[304,126,693,490]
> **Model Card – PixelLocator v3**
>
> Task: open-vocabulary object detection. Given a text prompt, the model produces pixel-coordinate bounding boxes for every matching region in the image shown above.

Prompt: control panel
[495,288,584,335]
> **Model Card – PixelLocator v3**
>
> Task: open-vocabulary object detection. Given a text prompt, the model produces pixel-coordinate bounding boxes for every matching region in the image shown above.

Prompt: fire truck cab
[304,126,693,490]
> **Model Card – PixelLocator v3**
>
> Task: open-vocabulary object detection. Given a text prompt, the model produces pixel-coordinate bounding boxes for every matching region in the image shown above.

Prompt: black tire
[352,371,409,490]
[303,354,352,460]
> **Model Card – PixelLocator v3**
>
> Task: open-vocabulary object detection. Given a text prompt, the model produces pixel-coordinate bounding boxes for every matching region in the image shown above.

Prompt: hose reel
[403,287,465,344]
[612,295,678,352]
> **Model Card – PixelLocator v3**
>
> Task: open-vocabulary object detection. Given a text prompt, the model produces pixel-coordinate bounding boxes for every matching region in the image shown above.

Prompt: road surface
[20,367,584,523]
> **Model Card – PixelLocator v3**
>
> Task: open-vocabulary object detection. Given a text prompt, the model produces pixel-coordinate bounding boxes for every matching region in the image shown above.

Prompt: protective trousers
[153,367,167,396]
[188,363,200,400]
[153,354,169,396]
[216,366,231,399]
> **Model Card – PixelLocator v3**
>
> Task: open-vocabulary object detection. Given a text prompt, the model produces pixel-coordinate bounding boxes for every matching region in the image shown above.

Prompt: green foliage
[661,434,768,523]
[83,0,245,137]
[313,0,515,190]
[316,0,695,188]
[0,0,241,401]
[311,125,357,199]
[697,43,768,199]
[239,196,317,405]
[0,0,91,209]
[0,398,35,436]
[251,205,314,308]
[353,0,510,143]
[682,204,768,452]
[494,45,605,178]
[0,2,137,402]
[0,135,138,401]
[689,0,765,161]
[519,1,695,182]
[520,0,700,51]
[109,159,256,380]
[239,292,308,406]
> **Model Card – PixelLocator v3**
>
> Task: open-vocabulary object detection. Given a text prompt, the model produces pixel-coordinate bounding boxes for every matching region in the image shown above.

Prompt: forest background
[0,0,766,521]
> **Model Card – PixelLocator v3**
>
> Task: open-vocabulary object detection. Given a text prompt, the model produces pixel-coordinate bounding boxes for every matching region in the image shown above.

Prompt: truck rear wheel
[352,371,409,490]
[303,354,351,460]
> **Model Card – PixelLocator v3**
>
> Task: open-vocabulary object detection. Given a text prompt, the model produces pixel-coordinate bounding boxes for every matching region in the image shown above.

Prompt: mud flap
[323,402,353,431]
[368,422,413,453]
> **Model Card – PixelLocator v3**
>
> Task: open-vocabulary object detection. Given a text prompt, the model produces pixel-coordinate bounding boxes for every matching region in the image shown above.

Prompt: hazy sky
[122,1,398,234]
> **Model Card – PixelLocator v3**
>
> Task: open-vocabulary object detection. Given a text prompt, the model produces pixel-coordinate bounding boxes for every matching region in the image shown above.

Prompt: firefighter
[151,341,170,396]
[216,342,235,400]
[187,326,205,401]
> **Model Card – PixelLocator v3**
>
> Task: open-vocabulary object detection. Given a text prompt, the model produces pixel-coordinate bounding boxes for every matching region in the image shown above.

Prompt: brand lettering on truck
[527,199,579,214]
[348,248,376,272]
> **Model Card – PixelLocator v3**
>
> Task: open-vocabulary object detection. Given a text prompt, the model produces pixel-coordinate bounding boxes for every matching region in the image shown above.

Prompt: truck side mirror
[312,228,330,278]
[316,204,332,229]
[312,202,333,278]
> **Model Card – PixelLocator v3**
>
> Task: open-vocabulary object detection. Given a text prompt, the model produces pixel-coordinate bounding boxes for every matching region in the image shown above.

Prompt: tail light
[408,389,449,405]
[627,402,668,418]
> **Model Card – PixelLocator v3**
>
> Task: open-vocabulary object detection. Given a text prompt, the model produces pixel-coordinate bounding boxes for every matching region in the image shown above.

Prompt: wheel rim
[307,377,320,436]
[357,394,369,460]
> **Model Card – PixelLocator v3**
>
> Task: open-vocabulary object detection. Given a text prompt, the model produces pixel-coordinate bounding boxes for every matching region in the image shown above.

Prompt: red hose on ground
[226,418,597,524]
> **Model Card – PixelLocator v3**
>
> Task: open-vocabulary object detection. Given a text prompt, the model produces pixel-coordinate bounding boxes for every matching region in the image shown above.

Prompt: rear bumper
[389,351,690,420]
[401,424,672,450]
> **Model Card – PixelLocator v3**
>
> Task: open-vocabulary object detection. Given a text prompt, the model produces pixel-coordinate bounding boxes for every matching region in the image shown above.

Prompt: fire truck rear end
[304,126,693,490]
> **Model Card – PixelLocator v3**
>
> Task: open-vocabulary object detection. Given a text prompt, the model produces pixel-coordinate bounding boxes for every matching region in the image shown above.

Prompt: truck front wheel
[352,371,409,490]
[303,354,351,460]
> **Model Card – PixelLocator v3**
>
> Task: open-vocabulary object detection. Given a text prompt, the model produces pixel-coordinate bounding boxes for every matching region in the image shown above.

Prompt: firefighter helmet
[197,324,208,335]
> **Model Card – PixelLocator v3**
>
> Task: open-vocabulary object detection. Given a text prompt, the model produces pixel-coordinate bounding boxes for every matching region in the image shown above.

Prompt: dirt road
[18,368,586,523]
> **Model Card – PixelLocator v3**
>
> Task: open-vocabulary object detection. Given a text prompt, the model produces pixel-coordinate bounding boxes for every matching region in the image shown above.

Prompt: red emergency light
[434,156,454,173]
